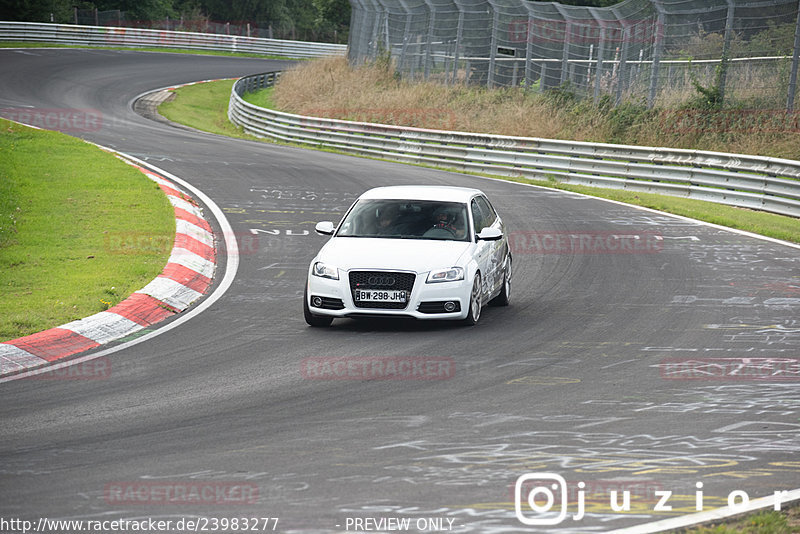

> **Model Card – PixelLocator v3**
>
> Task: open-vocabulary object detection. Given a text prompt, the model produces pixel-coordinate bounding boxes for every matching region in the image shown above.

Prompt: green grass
[0,41,298,60]
[242,86,276,109]
[515,176,800,244]
[0,119,174,341]
[159,80,253,139]
[160,80,800,245]
[680,508,800,533]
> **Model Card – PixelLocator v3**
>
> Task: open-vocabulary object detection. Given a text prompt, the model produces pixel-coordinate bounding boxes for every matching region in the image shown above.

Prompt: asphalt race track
[1,49,799,533]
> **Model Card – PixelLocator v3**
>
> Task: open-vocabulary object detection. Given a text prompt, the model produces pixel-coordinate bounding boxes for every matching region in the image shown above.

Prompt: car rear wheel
[462,273,482,326]
[304,286,333,327]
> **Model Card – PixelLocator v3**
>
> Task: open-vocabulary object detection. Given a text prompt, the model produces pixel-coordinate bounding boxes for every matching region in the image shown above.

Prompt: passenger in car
[374,204,401,235]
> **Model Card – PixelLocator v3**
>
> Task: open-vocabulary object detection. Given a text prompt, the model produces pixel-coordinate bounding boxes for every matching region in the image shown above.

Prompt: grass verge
[0,41,298,60]
[0,119,174,341]
[159,80,251,139]
[516,176,800,244]
[272,57,800,161]
[681,507,800,533]
[242,86,275,109]
[159,79,800,245]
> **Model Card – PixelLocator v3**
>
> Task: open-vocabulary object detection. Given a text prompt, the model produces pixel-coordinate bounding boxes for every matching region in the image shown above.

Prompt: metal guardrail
[228,70,800,218]
[0,21,346,59]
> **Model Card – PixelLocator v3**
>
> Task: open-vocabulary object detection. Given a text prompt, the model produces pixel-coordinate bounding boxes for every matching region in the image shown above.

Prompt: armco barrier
[228,72,800,218]
[0,21,346,59]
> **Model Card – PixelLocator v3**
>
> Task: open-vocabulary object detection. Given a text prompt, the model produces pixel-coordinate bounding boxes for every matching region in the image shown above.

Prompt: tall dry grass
[272,57,800,160]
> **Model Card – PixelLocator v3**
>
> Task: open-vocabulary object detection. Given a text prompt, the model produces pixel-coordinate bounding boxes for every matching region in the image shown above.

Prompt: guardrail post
[366,0,382,61]
[717,0,735,104]
[615,22,630,106]
[788,0,800,112]
[647,1,665,109]
[552,4,571,87]
[423,0,436,80]
[451,6,464,84]
[589,8,606,104]
[487,0,499,87]
[398,11,412,74]
[350,0,372,64]
[524,14,534,89]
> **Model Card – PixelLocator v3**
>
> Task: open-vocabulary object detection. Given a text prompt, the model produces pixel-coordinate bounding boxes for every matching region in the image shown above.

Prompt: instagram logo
[514,473,569,525]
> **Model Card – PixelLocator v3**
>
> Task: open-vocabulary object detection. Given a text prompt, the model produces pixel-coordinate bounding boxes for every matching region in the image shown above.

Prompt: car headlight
[426,267,465,283]
[312,261,339,280]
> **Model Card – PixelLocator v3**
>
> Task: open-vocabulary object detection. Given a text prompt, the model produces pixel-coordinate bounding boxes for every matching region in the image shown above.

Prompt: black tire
[490,255,511,307]
[304,287,333,327]
[462,273,482,326]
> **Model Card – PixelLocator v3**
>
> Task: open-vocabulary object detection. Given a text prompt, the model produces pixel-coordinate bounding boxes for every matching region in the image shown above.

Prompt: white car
[304,185,511,326]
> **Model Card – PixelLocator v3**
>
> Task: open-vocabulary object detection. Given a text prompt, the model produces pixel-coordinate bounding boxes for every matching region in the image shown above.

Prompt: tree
[313,0,350,41]
[100,0,175,20]
[0,0,75,22]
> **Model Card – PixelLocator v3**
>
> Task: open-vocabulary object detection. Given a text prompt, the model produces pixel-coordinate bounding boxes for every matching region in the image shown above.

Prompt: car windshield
[336,199,470,241]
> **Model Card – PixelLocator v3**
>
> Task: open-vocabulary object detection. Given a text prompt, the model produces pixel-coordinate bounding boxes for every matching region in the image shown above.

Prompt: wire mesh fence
[347,0,800,110]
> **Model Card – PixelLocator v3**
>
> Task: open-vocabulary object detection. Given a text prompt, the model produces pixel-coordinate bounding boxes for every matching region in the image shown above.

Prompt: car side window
[475,196,497,227]
[470,198,486,234]
[470,199,483,234]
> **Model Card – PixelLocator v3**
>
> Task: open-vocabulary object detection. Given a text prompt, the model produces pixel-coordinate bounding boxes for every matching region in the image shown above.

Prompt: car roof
[358,185,484,203]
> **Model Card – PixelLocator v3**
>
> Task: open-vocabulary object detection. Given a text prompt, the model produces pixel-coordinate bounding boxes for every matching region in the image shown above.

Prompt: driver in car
[428,206,465,239]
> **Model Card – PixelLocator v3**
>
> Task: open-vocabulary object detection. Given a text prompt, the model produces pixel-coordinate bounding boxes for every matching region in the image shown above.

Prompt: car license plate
[355,290,407,303]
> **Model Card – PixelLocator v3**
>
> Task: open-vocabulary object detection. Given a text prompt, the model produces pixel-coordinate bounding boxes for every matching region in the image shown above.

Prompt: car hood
[317,237,472,273]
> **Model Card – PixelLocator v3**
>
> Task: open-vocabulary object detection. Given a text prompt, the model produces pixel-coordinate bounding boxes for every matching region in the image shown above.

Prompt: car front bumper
[306,268,471,320]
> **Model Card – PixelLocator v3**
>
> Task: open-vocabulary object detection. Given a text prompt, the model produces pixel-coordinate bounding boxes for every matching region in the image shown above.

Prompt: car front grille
[349,270,416,309]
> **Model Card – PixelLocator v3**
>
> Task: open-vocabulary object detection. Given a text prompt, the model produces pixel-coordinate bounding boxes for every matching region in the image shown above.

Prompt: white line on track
[471,173,800,251]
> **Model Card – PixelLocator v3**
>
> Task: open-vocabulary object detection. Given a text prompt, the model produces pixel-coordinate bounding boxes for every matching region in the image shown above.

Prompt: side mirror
[476,227,502,241]
[315,221,335,235]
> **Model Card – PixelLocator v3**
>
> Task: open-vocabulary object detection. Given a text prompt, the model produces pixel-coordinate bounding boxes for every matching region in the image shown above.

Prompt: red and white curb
[0,161,216,378]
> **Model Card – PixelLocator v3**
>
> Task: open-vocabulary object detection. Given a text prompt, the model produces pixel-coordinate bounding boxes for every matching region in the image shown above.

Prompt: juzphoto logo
[514,473,793,526]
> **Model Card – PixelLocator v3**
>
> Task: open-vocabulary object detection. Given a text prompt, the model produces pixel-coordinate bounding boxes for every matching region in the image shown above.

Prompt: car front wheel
[462,273,482,326]
[304,286,333,327]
